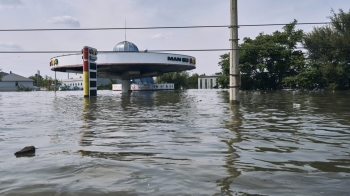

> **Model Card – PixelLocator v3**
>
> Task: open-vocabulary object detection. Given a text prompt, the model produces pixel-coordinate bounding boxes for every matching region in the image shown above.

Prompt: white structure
[61,78,110,88]
[0,72,34,91]
[198,75,221,89]
[113,83,174,91]
[50,41,196,93]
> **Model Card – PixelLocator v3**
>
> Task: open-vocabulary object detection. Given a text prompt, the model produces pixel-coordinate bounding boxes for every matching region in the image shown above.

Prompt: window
[15,81,18,86]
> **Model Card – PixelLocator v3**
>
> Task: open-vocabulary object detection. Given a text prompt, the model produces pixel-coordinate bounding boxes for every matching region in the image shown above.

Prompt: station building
[50,40,196,93]
[198,75,221,89]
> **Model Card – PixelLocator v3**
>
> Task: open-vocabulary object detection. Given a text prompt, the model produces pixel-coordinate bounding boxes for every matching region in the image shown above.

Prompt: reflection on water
[0,90,350,195]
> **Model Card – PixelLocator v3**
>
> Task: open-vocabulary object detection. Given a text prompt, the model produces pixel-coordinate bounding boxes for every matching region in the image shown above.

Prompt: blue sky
[0,0,349,79]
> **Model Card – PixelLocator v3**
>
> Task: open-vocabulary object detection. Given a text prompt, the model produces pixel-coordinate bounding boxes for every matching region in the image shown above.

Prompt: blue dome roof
[113,41,139,52]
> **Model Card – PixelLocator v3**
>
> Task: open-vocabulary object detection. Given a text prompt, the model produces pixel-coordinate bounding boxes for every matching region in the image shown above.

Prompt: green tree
[29,74,44,86]
[239,20,304,90]
[217,53,230,88]
[29,74,61,90]
[218,20,305,90]
[187,73,199,89]
[302,9,350,90]
[155,71,189,89]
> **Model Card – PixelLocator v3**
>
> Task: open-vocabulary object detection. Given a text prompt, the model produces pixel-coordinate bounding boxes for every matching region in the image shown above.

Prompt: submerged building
[198,75,221,89]
[0,71,34,91]
[50,40,196,93]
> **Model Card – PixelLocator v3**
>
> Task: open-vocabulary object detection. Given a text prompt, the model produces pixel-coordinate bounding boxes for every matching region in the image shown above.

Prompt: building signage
[50,59,58,67]
[168,56,196,65]
[87,48,98,61]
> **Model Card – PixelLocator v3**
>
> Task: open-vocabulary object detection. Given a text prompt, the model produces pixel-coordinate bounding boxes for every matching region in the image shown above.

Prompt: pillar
[83,46,98,98]
[122,79,131,93]
[198,78,201,89]
[230,0,240,103]
[83,47,89,97]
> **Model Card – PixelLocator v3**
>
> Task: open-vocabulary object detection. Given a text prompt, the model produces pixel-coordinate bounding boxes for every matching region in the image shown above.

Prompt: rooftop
[0,72,33,82]
[198,74,222,78]
[113,41,139,52]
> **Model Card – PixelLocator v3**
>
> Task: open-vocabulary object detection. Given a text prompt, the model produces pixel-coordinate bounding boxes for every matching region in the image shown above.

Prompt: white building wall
[0,82,14,87]
[61,78,110,87]
[198,76,220,89]
[19,81,34,87]
[0,81,33,87]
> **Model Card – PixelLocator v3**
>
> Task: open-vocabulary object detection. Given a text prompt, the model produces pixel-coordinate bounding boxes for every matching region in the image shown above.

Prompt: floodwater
[0,90,349,196]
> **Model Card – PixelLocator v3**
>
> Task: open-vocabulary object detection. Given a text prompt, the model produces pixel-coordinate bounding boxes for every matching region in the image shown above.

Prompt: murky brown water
[0,90,349,196]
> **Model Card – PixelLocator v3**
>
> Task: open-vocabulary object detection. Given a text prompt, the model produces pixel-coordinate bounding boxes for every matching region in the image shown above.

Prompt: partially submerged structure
[50,41,196,94]
[0,71,34,91]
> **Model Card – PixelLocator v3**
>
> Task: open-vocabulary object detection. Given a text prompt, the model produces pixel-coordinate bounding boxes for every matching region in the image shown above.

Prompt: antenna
[125,18,126,41]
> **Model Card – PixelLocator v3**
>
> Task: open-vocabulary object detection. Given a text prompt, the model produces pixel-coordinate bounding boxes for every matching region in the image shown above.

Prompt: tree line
[155,72,201,89]
[217,9,350,90]
[29,74,61,91]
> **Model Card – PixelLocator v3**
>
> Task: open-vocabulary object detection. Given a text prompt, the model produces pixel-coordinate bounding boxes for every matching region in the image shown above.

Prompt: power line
[0,25,228,32]
[0,22,341,32]
[0,46,349,54]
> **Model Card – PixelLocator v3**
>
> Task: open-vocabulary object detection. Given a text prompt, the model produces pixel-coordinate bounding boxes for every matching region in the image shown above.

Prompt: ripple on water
[0,90,350,195]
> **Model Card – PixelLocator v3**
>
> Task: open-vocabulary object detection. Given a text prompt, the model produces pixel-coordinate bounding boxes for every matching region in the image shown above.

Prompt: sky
[0,0,349,80]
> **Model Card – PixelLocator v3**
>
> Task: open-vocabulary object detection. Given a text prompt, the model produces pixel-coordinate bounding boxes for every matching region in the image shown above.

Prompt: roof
[198,75,222,78]
[62,78,83,82]
[0,72,33,82]
[113,41,139,52]
[0,72,9,78]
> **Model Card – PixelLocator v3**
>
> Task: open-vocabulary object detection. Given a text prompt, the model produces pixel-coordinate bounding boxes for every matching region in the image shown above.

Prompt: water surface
[0,90,349,195]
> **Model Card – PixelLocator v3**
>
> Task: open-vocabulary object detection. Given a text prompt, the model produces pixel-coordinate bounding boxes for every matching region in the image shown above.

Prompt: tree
[217,53,230,88]
[239,20,304,90]
[29,74,61,90]
[302,9,350,90]
[218,20,305,90]
[187,73,199,89]
[0,68,2,81]
[155,71,189,89]
[29,74,44,86]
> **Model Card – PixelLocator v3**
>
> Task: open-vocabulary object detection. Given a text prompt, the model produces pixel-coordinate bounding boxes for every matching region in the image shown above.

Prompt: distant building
[0,71,34,91]
[198,75,221,89]
[61,78,110,88]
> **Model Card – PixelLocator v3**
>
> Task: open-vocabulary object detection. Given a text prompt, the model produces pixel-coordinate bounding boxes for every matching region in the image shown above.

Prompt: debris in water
[293,103,301,108]
[14,146,36,157]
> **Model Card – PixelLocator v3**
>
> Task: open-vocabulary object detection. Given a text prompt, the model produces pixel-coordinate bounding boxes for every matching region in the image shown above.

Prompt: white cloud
[151,33,173,39]
[0,42,22,51]
[0,0,22,9]
[47,16,80,27]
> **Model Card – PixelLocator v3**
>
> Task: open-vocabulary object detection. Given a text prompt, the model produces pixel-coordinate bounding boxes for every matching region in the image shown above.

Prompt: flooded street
[0,90,349,196]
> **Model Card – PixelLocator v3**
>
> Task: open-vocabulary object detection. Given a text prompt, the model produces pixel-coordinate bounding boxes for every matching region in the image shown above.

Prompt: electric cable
[0,22,345,32]
[0,46,349,54]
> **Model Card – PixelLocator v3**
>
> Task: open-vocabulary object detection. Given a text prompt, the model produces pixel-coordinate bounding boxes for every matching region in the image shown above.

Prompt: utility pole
[55,71,57,92]
[230,0,240,103]
[37,70,40,87]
